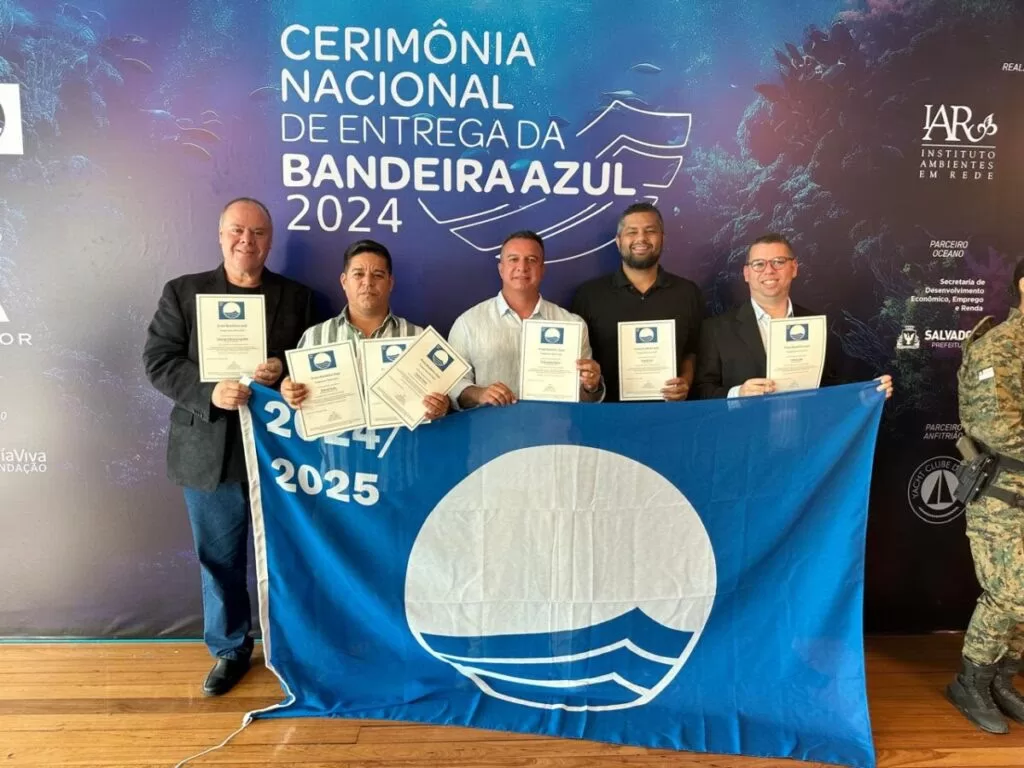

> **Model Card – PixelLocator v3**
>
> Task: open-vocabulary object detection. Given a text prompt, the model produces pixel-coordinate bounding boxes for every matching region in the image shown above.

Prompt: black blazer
[694,301,839,400]
[142,266,314,491]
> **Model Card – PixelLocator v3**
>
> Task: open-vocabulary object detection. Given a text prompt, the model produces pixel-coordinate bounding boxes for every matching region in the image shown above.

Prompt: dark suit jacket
[693,300,839,400]
[142,266,314,491]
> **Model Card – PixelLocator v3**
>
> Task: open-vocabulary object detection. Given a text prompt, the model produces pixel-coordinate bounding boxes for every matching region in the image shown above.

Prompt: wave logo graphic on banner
[418,101,692,264]
[0,298,8,323]
[405,444,716,711]
[0,84,25,156]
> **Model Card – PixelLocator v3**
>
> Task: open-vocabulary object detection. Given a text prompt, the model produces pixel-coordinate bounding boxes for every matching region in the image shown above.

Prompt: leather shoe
[202,657,250,696]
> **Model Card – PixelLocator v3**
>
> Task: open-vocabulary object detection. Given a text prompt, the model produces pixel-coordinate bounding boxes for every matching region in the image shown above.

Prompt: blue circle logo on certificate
[309,351,336,370]
[786,324,809,342]
[541,327,564,344]
[428,346,453,371]
[218,301,245,320]
[382,343,406,363]
[635,327,658,344]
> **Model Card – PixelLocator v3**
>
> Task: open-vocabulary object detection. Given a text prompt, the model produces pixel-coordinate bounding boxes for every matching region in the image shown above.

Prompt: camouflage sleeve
[961,331,1024,462]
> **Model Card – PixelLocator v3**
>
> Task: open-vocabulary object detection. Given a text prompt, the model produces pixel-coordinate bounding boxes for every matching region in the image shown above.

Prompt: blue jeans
[183,482,254,661]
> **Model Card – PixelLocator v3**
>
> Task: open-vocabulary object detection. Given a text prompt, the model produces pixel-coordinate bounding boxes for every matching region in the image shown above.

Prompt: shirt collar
[495,291,544,318]
[751,297,793,323]
[612,265,670,292]
[341,306,395,336]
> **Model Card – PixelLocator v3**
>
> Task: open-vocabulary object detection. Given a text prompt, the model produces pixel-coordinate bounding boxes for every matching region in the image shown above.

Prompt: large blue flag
[240,382,883,767]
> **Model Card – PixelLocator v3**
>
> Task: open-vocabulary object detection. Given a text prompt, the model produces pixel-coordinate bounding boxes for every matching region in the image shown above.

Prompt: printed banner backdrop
[0,0,1022,637]
[241,382,884,768]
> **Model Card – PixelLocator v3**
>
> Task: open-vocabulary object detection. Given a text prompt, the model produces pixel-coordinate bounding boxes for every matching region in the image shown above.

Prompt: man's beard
[621,248,660,270]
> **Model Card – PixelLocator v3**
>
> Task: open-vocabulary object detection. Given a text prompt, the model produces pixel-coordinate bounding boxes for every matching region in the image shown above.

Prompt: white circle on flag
[405,445,717,711]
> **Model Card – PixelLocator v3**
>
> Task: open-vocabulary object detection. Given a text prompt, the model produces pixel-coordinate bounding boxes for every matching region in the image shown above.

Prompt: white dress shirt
[447,292,602,407]
[726,297,793,398]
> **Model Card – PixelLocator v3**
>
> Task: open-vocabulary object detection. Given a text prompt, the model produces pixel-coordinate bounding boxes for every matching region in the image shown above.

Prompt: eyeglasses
[746,257,795,272]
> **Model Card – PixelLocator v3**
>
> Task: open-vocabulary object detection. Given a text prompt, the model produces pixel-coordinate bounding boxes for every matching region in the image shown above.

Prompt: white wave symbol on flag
[418,101,692,264]
[405,444,716,711]
[421,608,695,707]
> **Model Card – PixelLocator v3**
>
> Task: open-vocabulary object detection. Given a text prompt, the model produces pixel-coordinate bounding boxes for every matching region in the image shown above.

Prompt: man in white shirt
[694,233,893,399]
[281,239,449,420]
[448,231,603,408]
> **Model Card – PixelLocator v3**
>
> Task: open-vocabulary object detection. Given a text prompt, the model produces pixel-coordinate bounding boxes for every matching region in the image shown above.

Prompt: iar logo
[907,456,965,525]
[0,84,25,155]
[405,445,716,711]
[922,105,997,144]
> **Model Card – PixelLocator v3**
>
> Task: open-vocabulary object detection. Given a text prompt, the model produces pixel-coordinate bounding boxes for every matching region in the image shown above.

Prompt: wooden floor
[2,634,1023,767]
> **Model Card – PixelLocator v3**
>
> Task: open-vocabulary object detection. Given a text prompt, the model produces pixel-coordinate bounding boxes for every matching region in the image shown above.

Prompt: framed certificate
[196,294,266,382]
[360,336,417,429]
[518,319,584,403]
[617,319,676,401]
[766,316,827,393]
[285,341,366,439]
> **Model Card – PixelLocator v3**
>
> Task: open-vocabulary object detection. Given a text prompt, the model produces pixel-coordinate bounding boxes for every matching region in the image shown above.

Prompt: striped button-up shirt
[297,307,422,351]
[447,292,601,406]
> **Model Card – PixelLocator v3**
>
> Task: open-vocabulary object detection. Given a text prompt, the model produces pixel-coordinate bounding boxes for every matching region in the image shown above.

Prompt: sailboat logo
[907,456,964,525]
[405,444,717,711]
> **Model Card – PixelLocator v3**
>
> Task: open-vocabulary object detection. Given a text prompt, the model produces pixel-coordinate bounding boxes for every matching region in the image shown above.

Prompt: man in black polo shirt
[571,202,704,402]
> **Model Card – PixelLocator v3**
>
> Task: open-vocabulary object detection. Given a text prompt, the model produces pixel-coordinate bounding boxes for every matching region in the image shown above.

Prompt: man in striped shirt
[448,230,604,409]
[281,239,450,420]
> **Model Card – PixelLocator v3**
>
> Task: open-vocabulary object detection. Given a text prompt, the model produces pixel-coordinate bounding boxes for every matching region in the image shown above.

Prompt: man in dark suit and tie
[694,233,893,399]
[143,197,314,695]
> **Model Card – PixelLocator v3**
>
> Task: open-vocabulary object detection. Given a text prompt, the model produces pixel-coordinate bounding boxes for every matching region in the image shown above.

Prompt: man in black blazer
[143,198,314,695]
[694,233,893,400]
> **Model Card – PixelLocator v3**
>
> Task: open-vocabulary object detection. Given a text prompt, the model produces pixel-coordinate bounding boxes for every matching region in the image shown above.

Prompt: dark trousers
[183,482,254,660]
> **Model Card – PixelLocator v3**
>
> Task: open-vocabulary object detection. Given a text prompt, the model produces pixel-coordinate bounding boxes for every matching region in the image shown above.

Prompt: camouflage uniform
[958,308,1024,665]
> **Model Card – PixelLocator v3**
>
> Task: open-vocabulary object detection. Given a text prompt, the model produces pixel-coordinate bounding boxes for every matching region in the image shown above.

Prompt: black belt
[976,441,1024,507]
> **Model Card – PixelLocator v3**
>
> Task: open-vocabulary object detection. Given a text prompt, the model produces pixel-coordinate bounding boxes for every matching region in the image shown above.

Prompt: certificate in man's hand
[284,341,366,439]
[518,319,584,403]
[196,294,267,382]
[617,319,676,401]
[766,316,827,392]
[360,336,417,429]
[369,327,470,430]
